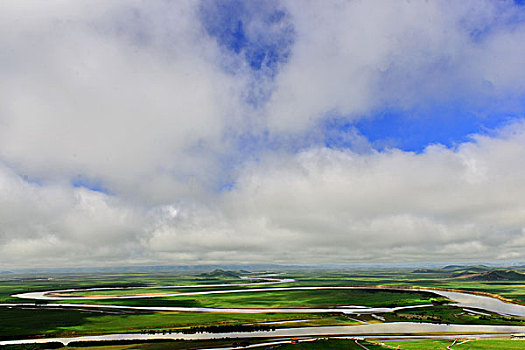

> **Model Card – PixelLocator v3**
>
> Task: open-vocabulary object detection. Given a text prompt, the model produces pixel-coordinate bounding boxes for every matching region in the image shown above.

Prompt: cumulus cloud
[0,163,146,267]
[0,0,525,267]
[0,1,245,204]
[266,0,525,132]
[145,122,525,264]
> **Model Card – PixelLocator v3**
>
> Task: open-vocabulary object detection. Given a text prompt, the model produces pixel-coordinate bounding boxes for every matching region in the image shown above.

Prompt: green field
[0,338,390,350]
[387,338,525,349]
[3,337,525,350]
[0,307,357,338]
[0,339,273,350]
[0,273,255,304]
[382,304,525,325]
[284,269,525,304]
[3,267,525,345]
[56,288,441,309]
[271,338,387,349]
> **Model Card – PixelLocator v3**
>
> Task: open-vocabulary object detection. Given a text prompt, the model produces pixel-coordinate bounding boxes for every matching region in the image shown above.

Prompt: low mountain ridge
[412,268,444,273]
[442,265,491,273]
[199,269,241,278]
[455,269,525,281]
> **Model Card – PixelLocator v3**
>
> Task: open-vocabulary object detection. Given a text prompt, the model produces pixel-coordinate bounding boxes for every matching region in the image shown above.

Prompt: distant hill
[442,265,490,273]
[199,269,240,279]
[412,268,444,273]
[442,265,465,270]
[456,269,525,281]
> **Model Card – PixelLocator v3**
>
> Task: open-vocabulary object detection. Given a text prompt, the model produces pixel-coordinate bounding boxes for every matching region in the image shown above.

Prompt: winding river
[11,283,525,317]
[2,275,525,346]
[1,323,525,346]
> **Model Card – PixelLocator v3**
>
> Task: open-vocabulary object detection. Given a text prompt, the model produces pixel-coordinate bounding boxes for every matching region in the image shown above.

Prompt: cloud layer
[1,0,525,267]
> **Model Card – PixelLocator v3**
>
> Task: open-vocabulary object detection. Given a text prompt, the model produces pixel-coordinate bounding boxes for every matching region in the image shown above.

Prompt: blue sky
[200,0,293,74]
[325,105,519,152]
[199,0,525,156]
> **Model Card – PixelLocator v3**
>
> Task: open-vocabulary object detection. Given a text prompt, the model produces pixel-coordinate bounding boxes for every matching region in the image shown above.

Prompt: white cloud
[140,122,525,264]
[0,1,525,267]
[0,1,245,204]
[266,0,525,132]
[2,122,525,267]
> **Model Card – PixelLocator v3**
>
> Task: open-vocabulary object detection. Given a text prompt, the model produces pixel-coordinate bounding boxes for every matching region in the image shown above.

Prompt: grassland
[0,338,271,350]
[3,337,525,350]
[0,338,390,350]
[387,338,525,349]
[0,307,94,339]
[0,306,357,339]
[270,338,387,349]
[382,304,525,326]
[285,269,525,304]
[55,288,440,309]
[3,266,525,343]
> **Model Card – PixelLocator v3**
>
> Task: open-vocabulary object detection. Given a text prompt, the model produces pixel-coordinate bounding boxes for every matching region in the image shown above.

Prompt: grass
[0,339,388,350]
[3,268,525,341]
[271,338,387,349]
[56,312,314,335]
[3,338,525,350]
[53,289,441,309]
[0,272,255,303]
[0,306,354,339]
[387,338,525,349]
[285,269,525,305]
[0,338,268,350]
[0,307,94,338]
[382,304,525,326]
[382,339,453,349]
[453,339,525,349]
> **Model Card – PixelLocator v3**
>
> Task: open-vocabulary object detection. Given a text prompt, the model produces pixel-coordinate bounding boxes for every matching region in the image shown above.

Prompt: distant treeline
[66,339,178,347]
[140,324,275,334]
[67,339,254,347]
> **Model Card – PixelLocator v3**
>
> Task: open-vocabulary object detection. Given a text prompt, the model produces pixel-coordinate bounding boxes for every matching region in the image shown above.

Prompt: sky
[1,0,525,268]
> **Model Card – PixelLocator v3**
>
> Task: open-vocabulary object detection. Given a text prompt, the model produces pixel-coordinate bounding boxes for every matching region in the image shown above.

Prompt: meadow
[55,288,441,308]
[3,337,525,350]
[2,266,525,346]
[386,338,525,350]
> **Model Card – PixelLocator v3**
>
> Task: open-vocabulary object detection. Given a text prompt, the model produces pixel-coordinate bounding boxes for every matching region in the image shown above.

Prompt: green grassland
[270,338,387,349]
[3,267,525,342]
[61,285,257,297]
[3,338,525,350]
[285,269,525,304]
[0,338,271,350]
[55,288,441,309]
[0,339,390,350]
[383,339,454,350]
[382,304,525,326]
[388,338,525,349]
[5,267,525,305]
[0,307,357,339]
[52,311,353,336]
[0,272,256,303]
[0,307,94,339]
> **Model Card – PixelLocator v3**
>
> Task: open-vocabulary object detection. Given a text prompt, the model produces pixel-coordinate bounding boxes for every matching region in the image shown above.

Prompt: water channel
[3,277,525,346]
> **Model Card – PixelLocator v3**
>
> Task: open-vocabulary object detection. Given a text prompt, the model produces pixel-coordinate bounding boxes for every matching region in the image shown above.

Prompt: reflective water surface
[1,323,525,346]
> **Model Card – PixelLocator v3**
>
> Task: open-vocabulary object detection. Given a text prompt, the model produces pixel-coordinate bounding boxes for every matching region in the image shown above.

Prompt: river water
[4,278,525,346]
[0,301,433,314]
[428,289,525,317]
[13,285,525,317]
[1,323,525,346]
